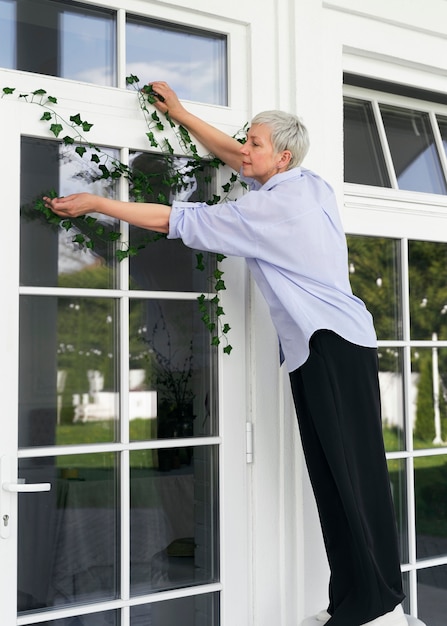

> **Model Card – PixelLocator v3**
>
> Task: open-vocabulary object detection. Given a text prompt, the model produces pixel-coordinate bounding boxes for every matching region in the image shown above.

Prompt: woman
[44,82,406,626]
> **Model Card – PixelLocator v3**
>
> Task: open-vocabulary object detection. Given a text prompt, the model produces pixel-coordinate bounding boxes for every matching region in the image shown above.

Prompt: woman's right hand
[145,81,187,123]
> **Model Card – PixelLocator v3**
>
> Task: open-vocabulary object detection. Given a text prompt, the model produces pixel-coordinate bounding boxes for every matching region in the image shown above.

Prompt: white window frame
[343,79,447,618]
[0,2,251,622]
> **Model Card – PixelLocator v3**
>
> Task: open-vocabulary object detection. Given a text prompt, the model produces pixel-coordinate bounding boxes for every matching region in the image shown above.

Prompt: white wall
[238,1,447,625]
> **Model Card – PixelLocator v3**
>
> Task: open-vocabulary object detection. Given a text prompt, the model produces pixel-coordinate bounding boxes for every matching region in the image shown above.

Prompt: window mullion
[116,8,126,89]
[371,100,399,189]
[430,110,447,186]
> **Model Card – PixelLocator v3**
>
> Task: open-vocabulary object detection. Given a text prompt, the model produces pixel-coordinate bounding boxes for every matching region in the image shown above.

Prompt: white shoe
[360,605,407,626]
[315,609,331,623]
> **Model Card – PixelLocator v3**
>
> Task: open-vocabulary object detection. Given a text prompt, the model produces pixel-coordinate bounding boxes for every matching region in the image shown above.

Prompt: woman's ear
[278,150,292,168]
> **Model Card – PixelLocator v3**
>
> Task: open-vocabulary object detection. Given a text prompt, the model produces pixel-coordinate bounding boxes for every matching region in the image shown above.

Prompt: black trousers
[289,330,404,626]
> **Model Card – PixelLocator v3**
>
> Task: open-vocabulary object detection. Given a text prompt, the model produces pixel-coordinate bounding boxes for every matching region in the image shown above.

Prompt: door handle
[2,482,51,493]
[0,456,52,539]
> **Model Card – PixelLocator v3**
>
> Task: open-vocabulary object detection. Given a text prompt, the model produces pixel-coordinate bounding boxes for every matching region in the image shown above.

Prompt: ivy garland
[2,76,249,354]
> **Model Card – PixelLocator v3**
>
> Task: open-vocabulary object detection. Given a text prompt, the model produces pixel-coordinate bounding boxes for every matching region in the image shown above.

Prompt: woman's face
[240,123,290,185]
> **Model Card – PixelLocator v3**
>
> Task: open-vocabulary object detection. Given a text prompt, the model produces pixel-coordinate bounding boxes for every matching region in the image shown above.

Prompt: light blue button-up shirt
[168,166,376,372]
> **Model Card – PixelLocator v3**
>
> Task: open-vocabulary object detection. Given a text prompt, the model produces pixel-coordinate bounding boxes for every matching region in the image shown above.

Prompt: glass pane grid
[348,233,447,623]
[344,91,447,196]
[3,1,228,105]
[19,133,220,624]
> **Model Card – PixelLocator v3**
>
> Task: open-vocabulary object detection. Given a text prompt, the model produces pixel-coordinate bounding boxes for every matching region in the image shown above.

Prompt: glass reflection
[409,240,447,341]
[401,571,410,616]
[130,446,219,595]
[20,137,119,289]
[380,105,447,194]
[2,0,115,84]
[19,296,118,447]
[387,459,409,564]
[415,455,447,560]
[438,115,447,159]
[28,613,118,626]
[18,454,119,613]
[379,349,405,452]
[129,299,217,441]
[411,348,447,450]
[343,97,391,187]
[347,235,402,340]
[131,593,219,625]
[0,0,15,69]
[128,152,216,292]
[418,565,447,626]
[126,16,227,106]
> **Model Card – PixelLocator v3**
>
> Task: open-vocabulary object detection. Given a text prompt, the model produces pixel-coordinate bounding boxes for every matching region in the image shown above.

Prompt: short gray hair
[250,110,310,168]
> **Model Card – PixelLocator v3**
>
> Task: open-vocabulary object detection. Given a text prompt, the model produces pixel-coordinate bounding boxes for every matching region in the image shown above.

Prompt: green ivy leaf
[32,89,47,96]
[82,121,93,132]
[63,136,74,145]
[223,345,233,355]
[90,154,100,163]
[211,336,221,346]
[165,112,175,128]
[70,113,82,126]
[196,253,205,271]
[126,74,139,85]
[146,132,158,148]
[73,233,86,244]
[116,249,128,261]
[107,232,122,241]
[215,279,226,291]
[50,123,63,137]
[216,254,227,262]
[99,164,110,178]
[207,195,221,205]
[2,87,15,95]
[222,323,231,334]
[75,146,87,157]
[47,96,57,104]
[40,111,52,121]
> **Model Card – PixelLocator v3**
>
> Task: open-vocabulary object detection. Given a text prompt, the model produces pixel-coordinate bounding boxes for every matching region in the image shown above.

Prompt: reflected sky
[61,9,115,86]
[0,0,15,68]
[0,1,227,104]
[126,19,227,105]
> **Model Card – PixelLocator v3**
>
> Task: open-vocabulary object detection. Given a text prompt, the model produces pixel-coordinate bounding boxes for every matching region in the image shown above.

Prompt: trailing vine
[2,77,248,354]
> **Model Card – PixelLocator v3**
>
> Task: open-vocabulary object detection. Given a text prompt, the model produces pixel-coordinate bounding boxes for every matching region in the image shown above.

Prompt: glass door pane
[17,134,220,624]
[18,453,119,612]
[130,446,219,595]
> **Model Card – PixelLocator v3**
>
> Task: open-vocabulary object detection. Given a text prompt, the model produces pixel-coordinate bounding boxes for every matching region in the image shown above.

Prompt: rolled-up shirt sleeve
[167,199,261,258]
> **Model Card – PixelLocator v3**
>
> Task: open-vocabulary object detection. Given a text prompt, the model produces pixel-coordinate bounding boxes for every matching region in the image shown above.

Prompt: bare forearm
[149,81,243,172]
[95,196,171,232]
[43,193,171,233]
[175,110,243,171]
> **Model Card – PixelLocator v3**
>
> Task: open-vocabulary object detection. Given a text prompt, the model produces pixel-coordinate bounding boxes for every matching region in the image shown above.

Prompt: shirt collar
[259,167,302,191]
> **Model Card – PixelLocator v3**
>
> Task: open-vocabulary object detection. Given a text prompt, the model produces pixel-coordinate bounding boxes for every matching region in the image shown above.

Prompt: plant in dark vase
[140,313,196,471]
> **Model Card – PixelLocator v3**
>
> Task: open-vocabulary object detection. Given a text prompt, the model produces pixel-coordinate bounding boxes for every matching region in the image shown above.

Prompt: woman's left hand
[43,193,99,218]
